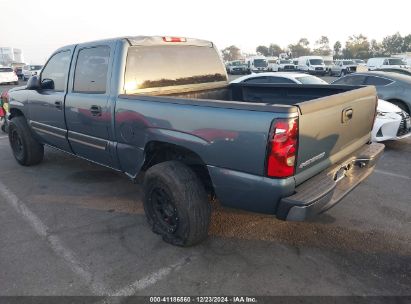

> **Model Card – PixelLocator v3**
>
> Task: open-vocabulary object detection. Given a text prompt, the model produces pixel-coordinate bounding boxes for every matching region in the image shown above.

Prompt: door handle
[54,101,62,110]
[90,105,102,116]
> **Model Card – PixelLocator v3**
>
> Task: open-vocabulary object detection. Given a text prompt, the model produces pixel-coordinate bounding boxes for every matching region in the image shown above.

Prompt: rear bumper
[276,142,384,221]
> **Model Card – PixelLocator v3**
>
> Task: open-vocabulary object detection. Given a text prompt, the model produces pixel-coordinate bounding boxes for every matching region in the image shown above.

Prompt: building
[0,47,24,66]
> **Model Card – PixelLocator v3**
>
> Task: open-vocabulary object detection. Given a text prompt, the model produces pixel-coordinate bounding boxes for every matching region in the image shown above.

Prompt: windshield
[280,60,292,64]
[343,61,355,65]
[388,58,406,65]
[254,59,268,67]
[309,59,324,65]
[30,65,43,70]
[124,45,227,93]
[231,61,245,66]
[354,59,365,64]
[0,68,13,72]
[296,76,327,84]
[324,60,333,65]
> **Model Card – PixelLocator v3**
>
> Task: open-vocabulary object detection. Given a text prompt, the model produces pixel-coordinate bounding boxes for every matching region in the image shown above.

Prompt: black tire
[390,100,410,115]
[143,161,211,246]
[8,116,44,166]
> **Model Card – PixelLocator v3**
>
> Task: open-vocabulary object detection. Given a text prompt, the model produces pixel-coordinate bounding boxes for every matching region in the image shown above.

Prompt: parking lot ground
[0,132,410,297]
[0,78,410,297]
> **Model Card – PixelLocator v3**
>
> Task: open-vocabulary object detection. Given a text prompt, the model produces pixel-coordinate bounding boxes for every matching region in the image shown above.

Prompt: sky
[1,0,410,64]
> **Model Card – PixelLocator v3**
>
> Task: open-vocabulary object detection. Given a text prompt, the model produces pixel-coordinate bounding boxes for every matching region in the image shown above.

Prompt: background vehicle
[266,57,278,71]
[245,56,268,73]
[372,99,411,142]
[292,59,299,70]
[329,60,357,76]
[230,72,327,84]
[367,57,409,71]
[324,59,334,73]
[298,56,326,75]
[353,59,367,67]
[7,36,383,246]
[0,67,18,84]
[225,60,248,75]
[332,71,411,114]
[22,65,43,81]
[270,59,296,72]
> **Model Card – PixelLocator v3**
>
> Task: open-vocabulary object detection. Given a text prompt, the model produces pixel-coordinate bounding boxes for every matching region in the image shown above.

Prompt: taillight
[162,36,187,42]
[266,118,298,178]
[371,96,378,131]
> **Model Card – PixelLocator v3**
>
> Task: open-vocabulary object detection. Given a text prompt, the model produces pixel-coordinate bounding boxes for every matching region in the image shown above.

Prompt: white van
[298,56,326,75]
[367,57,409,71]
[245,56,269,73]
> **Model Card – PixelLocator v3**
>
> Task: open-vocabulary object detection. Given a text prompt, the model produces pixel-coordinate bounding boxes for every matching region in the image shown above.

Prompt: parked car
[230,72,327,85]
[225,60,248,75]
[353,59,366,67]
[297,56,326,75]
[292,59,299,70]
[22,65,43,81]
[332,72,411,114]
[367,57,409,71]
[14,67,24,79]
[372,99,411,142]
[329,60,358,76]
[269,59,296,72]
[7,36,383,246]
[324,59,334,73]
[0,67,18,85]
[375,67,411,76]
[245,56,269,73]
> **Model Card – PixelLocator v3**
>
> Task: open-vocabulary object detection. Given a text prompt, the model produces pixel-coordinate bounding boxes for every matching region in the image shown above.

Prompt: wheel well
[387,99,410,114]
[9,108,24,119]
[142,141,215,197]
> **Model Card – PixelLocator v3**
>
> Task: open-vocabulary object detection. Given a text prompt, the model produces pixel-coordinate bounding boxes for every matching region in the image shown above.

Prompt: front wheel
[8,116,44,166]
[143,161,211,246]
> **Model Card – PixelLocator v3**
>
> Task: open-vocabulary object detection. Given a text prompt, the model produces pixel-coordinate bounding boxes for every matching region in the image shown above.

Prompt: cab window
[364,76,393,86]
[332,75,366,85]
[73,46,110,94]
[41,51,71,91]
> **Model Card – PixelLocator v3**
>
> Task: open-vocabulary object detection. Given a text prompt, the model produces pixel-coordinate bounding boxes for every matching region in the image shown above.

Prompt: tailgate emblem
[342,108,353,123]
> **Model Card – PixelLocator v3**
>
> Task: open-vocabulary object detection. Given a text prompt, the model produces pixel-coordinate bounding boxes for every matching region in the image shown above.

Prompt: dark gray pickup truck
[6,36,384,246]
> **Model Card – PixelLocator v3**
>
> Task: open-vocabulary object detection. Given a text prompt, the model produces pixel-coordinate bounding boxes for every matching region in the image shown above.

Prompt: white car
[0,67,18,85]
[230,72,328,84]
[373,99,411,142]
[22,65,43,81]
[269,59,296,72]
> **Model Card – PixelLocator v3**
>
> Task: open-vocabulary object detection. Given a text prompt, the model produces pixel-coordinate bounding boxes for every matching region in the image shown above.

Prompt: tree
[382,32,404,55]
[369,39,384,57]
[313,36,331,56]
[268,44,283,57]
[343,34,370,59]
[288,38,311,58]
[256,45,269,56]
[402,34,411,52]
[333,41,342,58]
[221,45,242,61]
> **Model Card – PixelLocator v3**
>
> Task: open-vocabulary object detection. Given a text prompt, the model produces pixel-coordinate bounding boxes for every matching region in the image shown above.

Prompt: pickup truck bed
[6,36,383,246]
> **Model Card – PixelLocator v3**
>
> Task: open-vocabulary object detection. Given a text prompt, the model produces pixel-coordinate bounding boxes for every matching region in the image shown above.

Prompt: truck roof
[55,36,214,53]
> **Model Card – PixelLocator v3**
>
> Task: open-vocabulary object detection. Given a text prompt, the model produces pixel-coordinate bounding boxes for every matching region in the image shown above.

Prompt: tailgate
[294,86,377,185]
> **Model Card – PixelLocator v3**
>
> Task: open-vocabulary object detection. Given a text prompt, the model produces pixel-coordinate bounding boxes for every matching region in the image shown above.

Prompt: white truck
[245,56,269,73]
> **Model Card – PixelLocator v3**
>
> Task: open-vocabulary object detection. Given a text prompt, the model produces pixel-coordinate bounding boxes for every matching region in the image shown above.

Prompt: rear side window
[333,75,366,85]
[364,76,392,86]
[41,51,71,91]
[73,46,110,94]
[124,45,227,93]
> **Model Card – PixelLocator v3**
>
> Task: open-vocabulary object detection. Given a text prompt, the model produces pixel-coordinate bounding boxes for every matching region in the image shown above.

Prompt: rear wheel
[8,116,44,166]
[143,161,211,246]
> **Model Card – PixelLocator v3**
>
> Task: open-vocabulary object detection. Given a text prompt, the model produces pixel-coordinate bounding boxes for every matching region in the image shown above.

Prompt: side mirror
[41,78,55,90]
[26,75,40,90]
